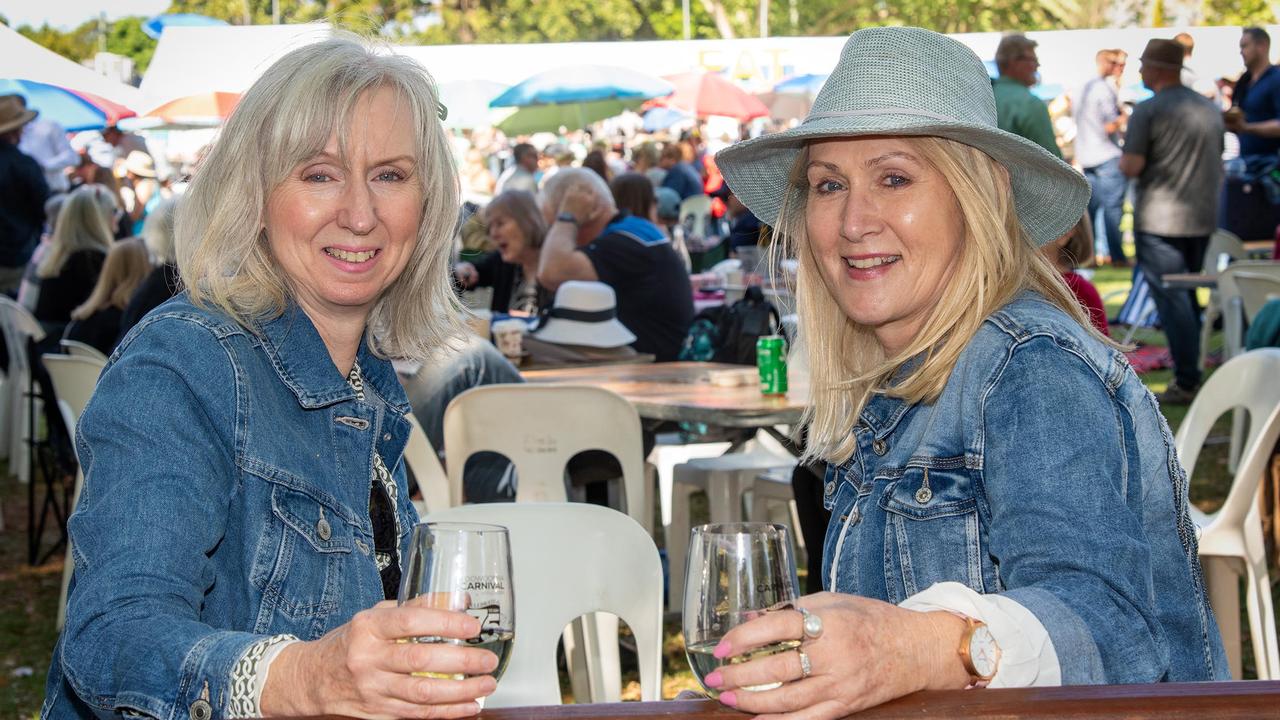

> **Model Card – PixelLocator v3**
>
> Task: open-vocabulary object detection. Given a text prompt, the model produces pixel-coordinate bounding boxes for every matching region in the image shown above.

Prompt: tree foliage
[1202,0,1276,26]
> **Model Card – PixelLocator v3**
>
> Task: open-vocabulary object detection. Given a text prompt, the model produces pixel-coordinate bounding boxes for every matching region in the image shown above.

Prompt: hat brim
[0,108,38,136]
[128,165,157,178]
[533,317,636,348]
[716,114,1089,247]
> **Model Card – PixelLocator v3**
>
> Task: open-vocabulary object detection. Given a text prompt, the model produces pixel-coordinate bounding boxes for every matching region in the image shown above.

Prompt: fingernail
[713,640,732,659]
[704,671,723,688]
[719,690,738,707]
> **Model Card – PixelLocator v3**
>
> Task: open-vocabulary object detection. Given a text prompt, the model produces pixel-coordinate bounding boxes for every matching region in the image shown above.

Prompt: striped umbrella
[0,78,135,131]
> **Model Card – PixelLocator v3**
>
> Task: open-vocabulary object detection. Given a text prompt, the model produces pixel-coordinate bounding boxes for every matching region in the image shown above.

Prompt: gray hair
[539,167,614,217]
[995,34,1037,72]
[176,33,463,361]
[143,194,180,264]
[484,190,546,250]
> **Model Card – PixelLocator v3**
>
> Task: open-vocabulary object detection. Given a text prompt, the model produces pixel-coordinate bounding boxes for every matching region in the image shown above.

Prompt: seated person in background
[24,184,113,340]
[538,167,694,361]
[452,190,550,315]
[610,171,659,224]
[659,141,705,201]
[494,142,538,194]
[65,238,151,355]
[524,280,639,365]
[725,190,763,256]
[118,195,182,339]
[1043,216,1110,335]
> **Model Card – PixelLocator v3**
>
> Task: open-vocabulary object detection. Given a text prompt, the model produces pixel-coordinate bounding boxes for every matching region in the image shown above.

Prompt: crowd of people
[0,19,1272,720]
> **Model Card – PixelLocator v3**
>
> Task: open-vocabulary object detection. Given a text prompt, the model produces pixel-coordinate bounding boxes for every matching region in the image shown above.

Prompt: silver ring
[798,607,824,640]
[797,647,812,679]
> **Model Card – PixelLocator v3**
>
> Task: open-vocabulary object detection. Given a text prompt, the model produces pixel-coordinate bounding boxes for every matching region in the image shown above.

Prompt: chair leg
[564,613,621,702]
[1204,555,1244,680]
[666,481,699,614]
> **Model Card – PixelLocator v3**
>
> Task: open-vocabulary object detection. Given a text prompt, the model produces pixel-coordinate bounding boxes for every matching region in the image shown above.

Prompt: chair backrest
[0,296,46,375]
[1175,348,1280,529]
[1218,260,1280,319]
[443,384,648,531]
[678,195,714,252]
[421,502,663,707]
[1203,229,1245,274]
[59,339,108,362]
[403,412,451,514]
[41,355,105,427]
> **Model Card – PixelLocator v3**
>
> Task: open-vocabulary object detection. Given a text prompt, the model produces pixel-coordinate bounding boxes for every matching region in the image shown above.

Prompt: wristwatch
[555,211,580,226]
[955,614,1001,689]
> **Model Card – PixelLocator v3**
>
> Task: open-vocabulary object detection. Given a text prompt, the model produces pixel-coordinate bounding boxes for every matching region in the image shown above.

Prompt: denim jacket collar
[256,302,411,414]
[859,391,912,441]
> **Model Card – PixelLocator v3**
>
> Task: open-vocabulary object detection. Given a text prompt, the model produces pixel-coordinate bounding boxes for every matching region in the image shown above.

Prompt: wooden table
[522,362,807,429]
[1162,272,1218,290]
[1244,239,1274,259]
[300,681,1280,719]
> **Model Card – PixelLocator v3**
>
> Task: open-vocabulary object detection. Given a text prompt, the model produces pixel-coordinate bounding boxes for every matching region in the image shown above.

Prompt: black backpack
[680,286,785,365]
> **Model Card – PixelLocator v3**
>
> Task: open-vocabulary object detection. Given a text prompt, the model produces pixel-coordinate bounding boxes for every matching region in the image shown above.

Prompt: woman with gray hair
[451,189,549,314]
[43,36,498,719]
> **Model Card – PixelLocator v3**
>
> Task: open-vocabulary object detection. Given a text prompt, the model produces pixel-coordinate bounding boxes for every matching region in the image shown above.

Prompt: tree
[15,20,98,62]
[106,17,158,74]
[164,0,420,34]
[1203,0,1275,25]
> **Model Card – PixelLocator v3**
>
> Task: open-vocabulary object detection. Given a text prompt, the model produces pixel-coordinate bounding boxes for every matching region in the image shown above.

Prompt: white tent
[0,22,146,108]
[140,22,330,111]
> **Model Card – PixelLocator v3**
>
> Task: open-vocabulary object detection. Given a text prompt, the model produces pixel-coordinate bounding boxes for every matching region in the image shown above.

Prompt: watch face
[970,625,1000,679]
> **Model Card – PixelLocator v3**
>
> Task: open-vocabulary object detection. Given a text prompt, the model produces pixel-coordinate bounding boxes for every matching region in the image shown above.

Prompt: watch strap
[556,211,580,226]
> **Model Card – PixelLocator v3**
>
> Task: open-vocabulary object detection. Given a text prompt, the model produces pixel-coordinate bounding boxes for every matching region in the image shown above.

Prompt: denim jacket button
[189,699,212,720]
[872,438,888,455]
[824,481,835,496]
[316,518,332,541]
[915,487,933,504]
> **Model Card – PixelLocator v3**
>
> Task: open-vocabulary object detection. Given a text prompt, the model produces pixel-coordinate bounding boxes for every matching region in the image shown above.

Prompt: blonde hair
[779,136,1105,464]
[176,33,463,361]
[71,237,151,321]
[39,185,113,279]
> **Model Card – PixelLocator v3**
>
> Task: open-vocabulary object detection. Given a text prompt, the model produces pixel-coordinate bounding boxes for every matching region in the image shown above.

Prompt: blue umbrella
[143,13,229,40]
[0,78,135,132]
[642,106,693,132]
[490,65,671,108]
[772,73,828,95]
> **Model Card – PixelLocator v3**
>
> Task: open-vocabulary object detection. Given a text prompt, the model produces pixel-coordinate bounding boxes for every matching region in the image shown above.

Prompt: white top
[18,117,77,193]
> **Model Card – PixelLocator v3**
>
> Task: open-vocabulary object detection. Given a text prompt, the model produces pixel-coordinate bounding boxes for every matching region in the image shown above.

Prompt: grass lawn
[0,271,1272,714]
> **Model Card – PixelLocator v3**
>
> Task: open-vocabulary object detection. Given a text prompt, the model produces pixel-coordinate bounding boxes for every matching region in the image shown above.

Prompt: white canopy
[0,22,146,108]
[139,22,330,112]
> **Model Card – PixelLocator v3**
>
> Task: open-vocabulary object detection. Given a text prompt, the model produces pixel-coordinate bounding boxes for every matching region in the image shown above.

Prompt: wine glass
[684,522,800,696]
[398,522,515,682]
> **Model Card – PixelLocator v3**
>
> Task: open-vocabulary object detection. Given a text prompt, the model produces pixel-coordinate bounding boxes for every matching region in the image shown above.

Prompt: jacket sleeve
[57,316,263,719]
[980,335,1169,684]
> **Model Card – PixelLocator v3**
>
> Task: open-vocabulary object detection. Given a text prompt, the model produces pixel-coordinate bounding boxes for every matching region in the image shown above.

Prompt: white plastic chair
[678,194,716,253]
[1214,263,1280,473]
[422,502,663,707]
[59,339,108,363]
[1174,348,1280,679]
[0,296,46,484]
[42,353,106,630]
[443,383,650,702]
[1198,229,1245,369]
[443,384,650,533]
[404,413,450,518]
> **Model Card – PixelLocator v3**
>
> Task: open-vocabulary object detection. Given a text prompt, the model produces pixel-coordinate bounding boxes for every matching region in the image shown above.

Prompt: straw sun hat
[124,150,157,178]
[716,26,1089,247]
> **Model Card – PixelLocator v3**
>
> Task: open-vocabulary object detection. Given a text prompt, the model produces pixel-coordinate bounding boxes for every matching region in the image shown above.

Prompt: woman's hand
[261,600,498,719]
[453,262,479,289]
[705,592,970,719]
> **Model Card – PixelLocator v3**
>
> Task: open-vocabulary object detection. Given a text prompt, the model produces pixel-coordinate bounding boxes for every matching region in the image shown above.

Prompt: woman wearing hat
[121,149,161,235]
[706,27,1227,717]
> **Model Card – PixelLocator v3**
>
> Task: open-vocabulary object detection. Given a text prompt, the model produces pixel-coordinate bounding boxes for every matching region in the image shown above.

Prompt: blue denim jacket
[822,292,1228,684]
[43,295,419,719]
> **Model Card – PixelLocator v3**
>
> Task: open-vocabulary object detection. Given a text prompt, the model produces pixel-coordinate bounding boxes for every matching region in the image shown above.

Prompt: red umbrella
[650,72,769,121]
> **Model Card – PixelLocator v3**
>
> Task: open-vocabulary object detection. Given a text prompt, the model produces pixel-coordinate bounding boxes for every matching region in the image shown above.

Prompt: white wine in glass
[683,522,800,696]
[398,522,515,682]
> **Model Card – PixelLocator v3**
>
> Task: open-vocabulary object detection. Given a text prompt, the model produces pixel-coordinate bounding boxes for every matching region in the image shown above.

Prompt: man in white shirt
[493,142,538,194]
[14,95,77,193]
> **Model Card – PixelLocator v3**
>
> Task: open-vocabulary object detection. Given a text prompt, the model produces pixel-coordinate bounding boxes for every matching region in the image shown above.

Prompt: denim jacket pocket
[877,462,985,602]
[244,464,359,631]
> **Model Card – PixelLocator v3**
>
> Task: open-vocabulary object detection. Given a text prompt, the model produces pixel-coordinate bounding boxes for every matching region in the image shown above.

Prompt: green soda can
[756,335,788,396]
